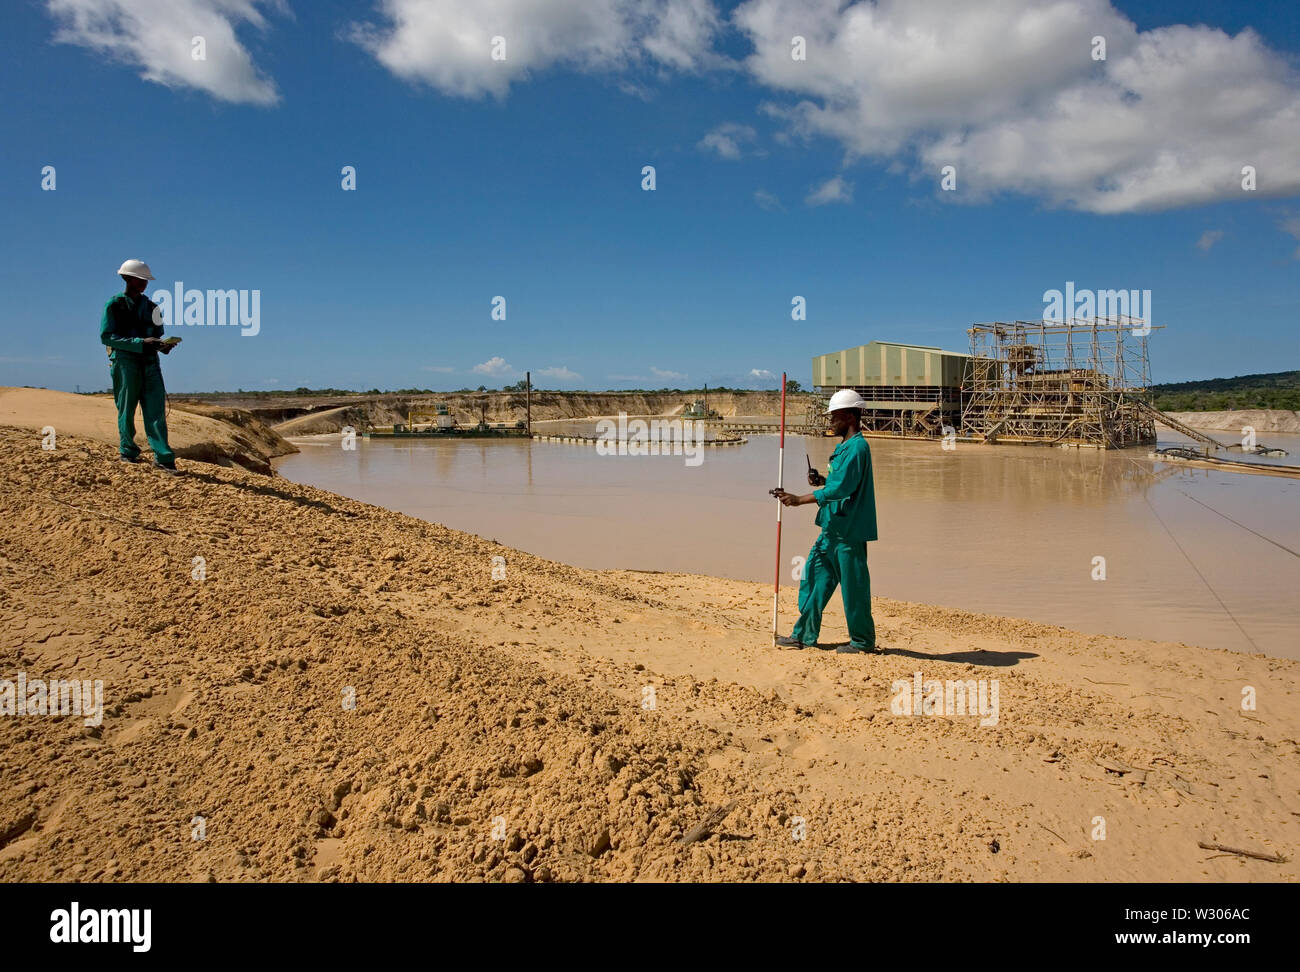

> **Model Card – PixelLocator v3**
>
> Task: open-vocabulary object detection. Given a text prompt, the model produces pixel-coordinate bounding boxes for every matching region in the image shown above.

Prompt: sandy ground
[0,387,293,474]
[0,426,1295,882]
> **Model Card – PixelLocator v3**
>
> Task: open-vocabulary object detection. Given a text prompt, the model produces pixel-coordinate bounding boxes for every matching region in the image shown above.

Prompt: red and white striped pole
[772,371,787,644]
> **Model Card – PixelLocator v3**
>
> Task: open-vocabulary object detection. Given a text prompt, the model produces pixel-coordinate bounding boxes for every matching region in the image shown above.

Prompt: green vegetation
[1151,371,1300,411]
[177,387,441,399]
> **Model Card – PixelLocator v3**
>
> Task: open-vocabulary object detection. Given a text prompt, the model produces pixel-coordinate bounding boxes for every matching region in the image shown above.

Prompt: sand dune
[0,426,1294,881]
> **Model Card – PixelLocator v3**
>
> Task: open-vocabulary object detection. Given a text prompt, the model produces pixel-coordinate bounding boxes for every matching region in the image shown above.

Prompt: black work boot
[775,635,812,649]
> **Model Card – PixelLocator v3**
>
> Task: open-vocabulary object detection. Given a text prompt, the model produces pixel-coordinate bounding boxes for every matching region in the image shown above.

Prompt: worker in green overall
[101,260,178,473]
[773,389,878,653]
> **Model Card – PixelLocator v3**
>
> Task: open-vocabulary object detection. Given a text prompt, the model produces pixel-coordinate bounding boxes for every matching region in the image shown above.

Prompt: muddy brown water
[275,428,1300,659]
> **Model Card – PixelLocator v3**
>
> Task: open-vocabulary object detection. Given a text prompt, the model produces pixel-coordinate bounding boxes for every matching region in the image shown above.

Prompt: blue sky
[2,0,1298,393]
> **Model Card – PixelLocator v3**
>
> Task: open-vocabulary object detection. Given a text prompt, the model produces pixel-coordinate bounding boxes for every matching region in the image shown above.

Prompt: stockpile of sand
[0,426,1294,881]
[0,388,295,474]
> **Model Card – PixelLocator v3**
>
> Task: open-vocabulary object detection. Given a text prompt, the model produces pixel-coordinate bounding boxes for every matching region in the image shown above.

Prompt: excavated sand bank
[1162,409,1300,435]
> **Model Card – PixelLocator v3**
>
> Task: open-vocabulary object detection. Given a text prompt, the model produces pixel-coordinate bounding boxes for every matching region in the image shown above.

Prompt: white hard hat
[117,259,154,281]
[826,388,867,413]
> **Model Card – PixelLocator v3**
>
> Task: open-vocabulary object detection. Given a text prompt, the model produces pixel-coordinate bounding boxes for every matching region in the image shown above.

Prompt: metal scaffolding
[804,387,962,439]
[961,318,1159,448]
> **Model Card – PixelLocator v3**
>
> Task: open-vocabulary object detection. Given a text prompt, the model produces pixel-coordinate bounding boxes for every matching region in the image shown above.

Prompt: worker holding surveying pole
[772,389,878,653]
[101,259,179,473]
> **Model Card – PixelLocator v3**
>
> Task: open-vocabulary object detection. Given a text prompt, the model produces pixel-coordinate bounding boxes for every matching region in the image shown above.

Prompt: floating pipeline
[530,433,746,447]
[363,426,747,445]
[1148,447,1300,478]
[365,425,530,439]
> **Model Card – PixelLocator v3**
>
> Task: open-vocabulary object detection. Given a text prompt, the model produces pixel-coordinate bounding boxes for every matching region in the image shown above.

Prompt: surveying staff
[101,259,178,473]
[773,389,878,653]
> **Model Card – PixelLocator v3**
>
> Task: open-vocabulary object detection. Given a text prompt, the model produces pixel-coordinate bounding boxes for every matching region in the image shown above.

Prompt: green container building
[810,341,972,439]
[812,341,971,389]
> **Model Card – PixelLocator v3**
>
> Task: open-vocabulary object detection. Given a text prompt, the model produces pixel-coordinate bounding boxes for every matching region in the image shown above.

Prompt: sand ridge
[0,426,1294,881]
[0,387,294,474]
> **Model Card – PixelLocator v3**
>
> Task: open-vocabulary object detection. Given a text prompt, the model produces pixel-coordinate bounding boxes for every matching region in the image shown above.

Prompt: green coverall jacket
[792,432,878,650]
[100,292,174,465]
[813,433,878,543]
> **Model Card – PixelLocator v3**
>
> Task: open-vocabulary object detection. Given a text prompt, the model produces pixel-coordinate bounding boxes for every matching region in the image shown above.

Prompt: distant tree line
[1151,370,1300,411]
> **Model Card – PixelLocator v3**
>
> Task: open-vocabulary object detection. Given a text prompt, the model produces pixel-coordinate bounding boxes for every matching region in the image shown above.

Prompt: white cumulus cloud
[537,365,581,380]
[806,174,852,206]
[699,121,757,159]
[735,0,1300,212]
[350,0,721,99]
[1196,230,1224,253]
[650,366,686,380]
[1280,215,1300,259]
[46,0,283,105]
[49,0,1300,217]
[472,356,515,377]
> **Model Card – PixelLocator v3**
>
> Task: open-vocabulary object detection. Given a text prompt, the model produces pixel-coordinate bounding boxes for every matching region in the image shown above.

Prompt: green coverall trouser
[791,533,875,650]
[110,353,174,465]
